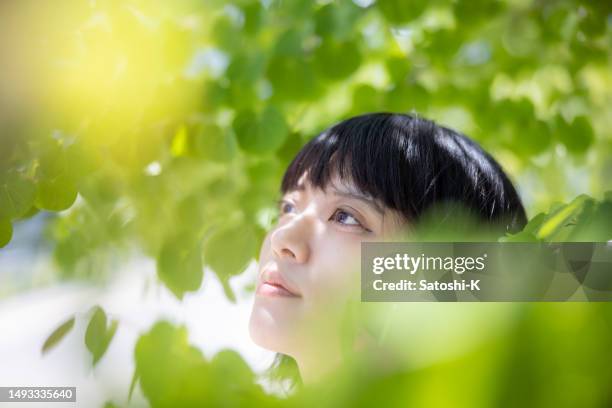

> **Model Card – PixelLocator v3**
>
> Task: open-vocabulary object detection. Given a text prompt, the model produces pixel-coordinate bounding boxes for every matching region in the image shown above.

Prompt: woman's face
[249,172,404,361]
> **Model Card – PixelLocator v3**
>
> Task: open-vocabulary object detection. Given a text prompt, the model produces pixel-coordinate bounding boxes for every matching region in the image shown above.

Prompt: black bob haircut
[281,112,528,234]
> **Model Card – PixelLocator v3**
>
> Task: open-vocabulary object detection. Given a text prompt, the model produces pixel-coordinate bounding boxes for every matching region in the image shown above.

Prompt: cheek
[249,234,304,351]
[307,234,362,308]
[258,232,272,262]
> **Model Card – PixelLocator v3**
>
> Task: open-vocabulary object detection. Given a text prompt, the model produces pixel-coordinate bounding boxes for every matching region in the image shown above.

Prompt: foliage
[0,0,610,406]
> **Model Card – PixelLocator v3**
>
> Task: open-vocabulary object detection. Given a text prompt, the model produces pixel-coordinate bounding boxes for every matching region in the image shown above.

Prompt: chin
[248,301,296,355]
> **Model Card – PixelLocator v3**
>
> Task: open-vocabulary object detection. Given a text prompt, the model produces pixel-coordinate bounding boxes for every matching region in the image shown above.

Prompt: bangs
[280,113,414,218]
[279,112,527,232]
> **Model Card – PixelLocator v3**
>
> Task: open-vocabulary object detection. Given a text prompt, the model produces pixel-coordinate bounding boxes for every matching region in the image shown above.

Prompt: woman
[248,112,528,390]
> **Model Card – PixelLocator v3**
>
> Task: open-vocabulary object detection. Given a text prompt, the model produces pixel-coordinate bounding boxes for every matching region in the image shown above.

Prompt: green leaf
[16,206,40,221]
[502,213,547,242]
[226,52,265,84]
[210,349,254,386]
[567,199,612,241]
[314,4,337,37]
[0,173,36,219]
[259,105,289,152]
[211,15,243,52]
[273,29,304,57]
[241,2,264,35]
[193,124,237,163]
[204,224,257,280]
[536,195,589,240]
[128,369,139,403]
[234,106,289,155]
[352,84,384,113]
[314,39,362,79]
[156,235,204,299]
[0,218,12,248]
[556,115,594,154]
[41,316,75,354]
[35,176,78,212]
[385,56,411,84]
[266,55,318,101]
[85,306,118,366]
[220,276,237,303]
[135,321,209,407]
[377,0,428,24]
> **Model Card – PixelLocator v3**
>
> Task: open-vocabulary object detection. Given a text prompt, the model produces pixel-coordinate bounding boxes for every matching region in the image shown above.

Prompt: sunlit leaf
[536,195,589,240]
[35,176,78,211]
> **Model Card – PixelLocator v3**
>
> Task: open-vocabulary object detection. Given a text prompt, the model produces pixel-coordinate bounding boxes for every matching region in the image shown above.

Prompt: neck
[293,327,394,385]
[290,329,345,386]
[294,347,343,386]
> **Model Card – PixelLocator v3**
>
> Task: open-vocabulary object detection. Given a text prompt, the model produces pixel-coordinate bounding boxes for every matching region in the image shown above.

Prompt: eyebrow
[331,190,384,215]
[289,181,385,216]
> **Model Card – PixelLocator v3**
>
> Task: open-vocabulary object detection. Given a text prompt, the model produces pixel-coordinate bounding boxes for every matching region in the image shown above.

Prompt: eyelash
[277,200,371,232]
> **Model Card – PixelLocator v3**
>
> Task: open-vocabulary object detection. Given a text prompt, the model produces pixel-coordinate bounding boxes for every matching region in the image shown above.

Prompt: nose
[270,214,312,263]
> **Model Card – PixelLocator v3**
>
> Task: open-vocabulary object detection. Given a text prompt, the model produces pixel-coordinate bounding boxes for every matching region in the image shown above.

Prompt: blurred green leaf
[502,213,547,242]
[377,0,427,24]
[314,39,362,80]
[352,84,384,113]
[193,124,237,163]
[242,2,264,35]
[536,195,589,240]
[234,106,289,155]
[35,176,78,211]
[220,276,237,303]
[134,321,209,407]
[210,349,254,387]
[85,306,118,366]
[266,55,318,101]
[556,115,595,154]
[41,316,75,354]
[157,235,204,300]
[0,173,36,219]
[0,218,12,248]
[128,369,139,404]
[204,223,257,280]
[135,321,272,407]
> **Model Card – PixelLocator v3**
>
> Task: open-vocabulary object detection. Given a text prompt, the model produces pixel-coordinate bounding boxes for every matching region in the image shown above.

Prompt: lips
[258,266,301,298]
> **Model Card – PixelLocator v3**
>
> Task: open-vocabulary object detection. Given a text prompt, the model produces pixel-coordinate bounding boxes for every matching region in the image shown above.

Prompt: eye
[278,199,296,215]
[330,209,371,232]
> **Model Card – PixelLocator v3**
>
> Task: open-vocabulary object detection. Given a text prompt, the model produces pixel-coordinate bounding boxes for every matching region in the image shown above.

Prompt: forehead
[291,172,389,215]
[293,171,372,199]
